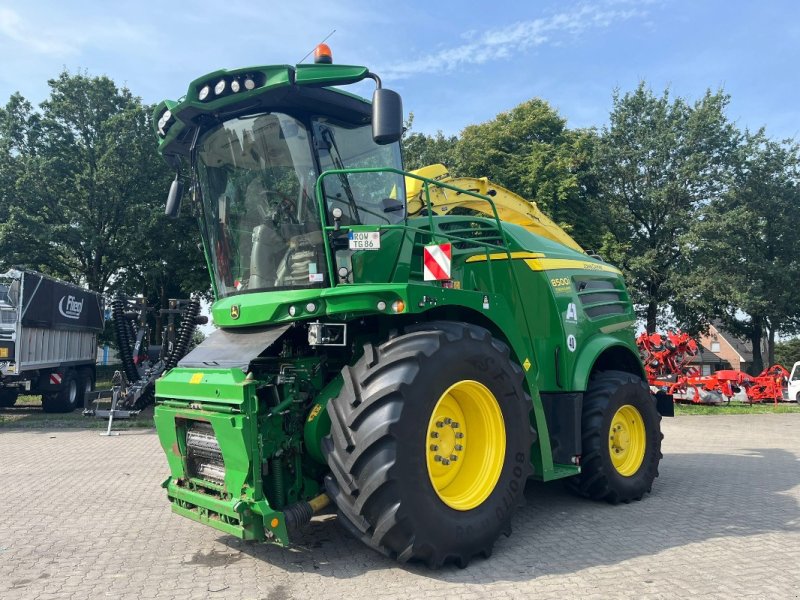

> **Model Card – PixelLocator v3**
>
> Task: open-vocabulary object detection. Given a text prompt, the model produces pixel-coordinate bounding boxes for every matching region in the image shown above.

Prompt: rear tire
[42,370,79,413]
[323,322,534,568]
[566,370,662,504]
[77,368,95,411]
[0,387,19,408]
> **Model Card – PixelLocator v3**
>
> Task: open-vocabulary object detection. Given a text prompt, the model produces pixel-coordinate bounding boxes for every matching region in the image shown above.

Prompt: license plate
[348,231,381,251]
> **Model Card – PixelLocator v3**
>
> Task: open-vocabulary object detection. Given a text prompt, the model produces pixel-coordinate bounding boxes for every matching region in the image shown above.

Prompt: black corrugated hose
[163,298,201,371]
[111,298,139,383]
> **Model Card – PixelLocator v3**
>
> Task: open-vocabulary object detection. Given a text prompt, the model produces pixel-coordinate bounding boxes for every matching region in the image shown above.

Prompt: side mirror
[372,88,403,145]
[165,177,184,218]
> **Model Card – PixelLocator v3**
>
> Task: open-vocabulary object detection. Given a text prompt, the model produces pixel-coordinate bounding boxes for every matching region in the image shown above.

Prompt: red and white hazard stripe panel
[49,373,62,385]
[423,243,452,281]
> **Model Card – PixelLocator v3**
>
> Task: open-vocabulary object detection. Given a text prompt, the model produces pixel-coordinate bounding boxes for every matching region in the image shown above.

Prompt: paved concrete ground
[1,414,799,599]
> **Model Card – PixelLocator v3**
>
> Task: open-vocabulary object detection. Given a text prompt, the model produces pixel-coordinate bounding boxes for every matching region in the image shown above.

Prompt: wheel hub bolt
[431,431,439,438]
[436,421,444,428]
[444,417,452,425]
[434,455,442,462]
[441,458,450,465]
[454,444,463,451]
[430,444,439,451]
[451,422,459,429]
[450,454,457,461]
[455,432,464,439]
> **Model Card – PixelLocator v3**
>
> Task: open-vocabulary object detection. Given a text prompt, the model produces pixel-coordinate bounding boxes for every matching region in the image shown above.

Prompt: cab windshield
[195,112,406,298]
[196,113,323,296]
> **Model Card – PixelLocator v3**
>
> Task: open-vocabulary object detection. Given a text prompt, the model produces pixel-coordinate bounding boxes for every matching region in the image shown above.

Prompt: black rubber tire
[566,370,662,504]
[0,387,19,408]
[42,370,79,413]
[322,321,535,568]
[76,368,95,411]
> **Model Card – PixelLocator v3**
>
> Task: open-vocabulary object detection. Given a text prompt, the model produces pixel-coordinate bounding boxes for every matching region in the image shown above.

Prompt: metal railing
[314,167,520,293]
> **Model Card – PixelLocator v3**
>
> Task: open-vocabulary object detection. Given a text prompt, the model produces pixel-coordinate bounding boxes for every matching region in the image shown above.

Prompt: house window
[711,342,720,352]
[702,365,712,376]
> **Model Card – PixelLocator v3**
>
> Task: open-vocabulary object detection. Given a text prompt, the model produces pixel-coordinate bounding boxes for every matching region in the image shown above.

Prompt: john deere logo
[230,304,240,319]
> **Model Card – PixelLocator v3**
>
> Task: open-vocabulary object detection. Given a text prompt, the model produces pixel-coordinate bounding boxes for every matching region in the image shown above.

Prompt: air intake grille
[436,220,504,250]
[576,278,629,319]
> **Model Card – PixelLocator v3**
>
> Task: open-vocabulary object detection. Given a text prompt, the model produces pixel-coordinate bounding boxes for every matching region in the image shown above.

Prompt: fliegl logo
[58,295,84,320]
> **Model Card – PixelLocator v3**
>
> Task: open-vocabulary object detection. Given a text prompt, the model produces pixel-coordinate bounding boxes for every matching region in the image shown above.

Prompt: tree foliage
[403,100,604,249]
[595,84,739,333]
[775,338,800,370]
[676,133,800,371]
[0,71,207,307]
[402,113,458,172]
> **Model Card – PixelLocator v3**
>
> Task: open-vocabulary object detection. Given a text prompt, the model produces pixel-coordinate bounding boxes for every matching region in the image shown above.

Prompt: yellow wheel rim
[425,380,506,511]
[608,405,646,476]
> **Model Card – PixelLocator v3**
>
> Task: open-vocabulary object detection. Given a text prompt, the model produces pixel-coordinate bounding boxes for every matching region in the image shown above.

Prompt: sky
[1,0,799,140]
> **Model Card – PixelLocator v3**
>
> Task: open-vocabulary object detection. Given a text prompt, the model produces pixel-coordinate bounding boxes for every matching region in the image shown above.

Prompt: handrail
[314,167,518,291]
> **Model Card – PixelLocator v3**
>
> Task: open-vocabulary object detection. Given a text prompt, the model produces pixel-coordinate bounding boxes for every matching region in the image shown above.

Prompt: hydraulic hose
[269,457,285,509]
[112,298,138,383]
[163,298,201,371]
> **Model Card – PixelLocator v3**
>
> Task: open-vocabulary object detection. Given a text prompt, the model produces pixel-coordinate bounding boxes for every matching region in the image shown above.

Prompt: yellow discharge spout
[405,164,584,253]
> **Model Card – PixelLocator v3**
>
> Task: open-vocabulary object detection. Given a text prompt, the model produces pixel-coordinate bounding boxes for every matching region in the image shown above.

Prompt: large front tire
[323,322,534,568]
[567,370,662,504]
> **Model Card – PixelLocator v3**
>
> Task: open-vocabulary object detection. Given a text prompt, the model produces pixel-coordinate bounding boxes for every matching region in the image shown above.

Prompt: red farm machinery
[636,331,789,404]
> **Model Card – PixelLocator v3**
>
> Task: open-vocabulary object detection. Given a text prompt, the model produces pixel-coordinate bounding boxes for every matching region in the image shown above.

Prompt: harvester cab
[151,46,667,568]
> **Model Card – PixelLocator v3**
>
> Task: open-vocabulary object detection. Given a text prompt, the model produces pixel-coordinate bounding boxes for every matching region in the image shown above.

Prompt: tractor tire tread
[324,321,533,568]
[565,369,661,503]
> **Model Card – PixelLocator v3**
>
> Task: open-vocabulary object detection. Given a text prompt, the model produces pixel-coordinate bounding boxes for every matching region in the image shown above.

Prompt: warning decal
[423,243,452,281]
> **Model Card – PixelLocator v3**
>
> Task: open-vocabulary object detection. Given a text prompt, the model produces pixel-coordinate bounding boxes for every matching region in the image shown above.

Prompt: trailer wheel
[566,370,662,504]
[0,387,19,408]
[42,370,79,413]
[76,368,95,411]
[323,322,534,568]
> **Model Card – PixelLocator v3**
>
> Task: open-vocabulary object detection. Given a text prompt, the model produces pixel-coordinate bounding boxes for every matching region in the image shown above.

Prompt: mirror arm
[365,72,382,89]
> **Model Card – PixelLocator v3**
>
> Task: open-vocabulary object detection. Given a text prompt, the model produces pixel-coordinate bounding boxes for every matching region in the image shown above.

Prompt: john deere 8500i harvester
[152,44,671,568]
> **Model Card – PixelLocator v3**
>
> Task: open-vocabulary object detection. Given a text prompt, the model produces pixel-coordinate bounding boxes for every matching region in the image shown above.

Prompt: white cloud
[379,2,645,79]
[0,6,150,58]
[0,7,78,55]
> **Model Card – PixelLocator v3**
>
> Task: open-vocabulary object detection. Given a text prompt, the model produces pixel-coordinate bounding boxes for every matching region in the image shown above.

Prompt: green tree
[0,71,207,306]
[401,113,458,172]
[677,132,800,372]
[0,93,48,271]
[596,83,739,333]
[775,338,800,370]
[452,99,604,249]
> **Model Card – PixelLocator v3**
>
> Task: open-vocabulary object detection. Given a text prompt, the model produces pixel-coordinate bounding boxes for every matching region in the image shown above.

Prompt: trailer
[0,268,104,412]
